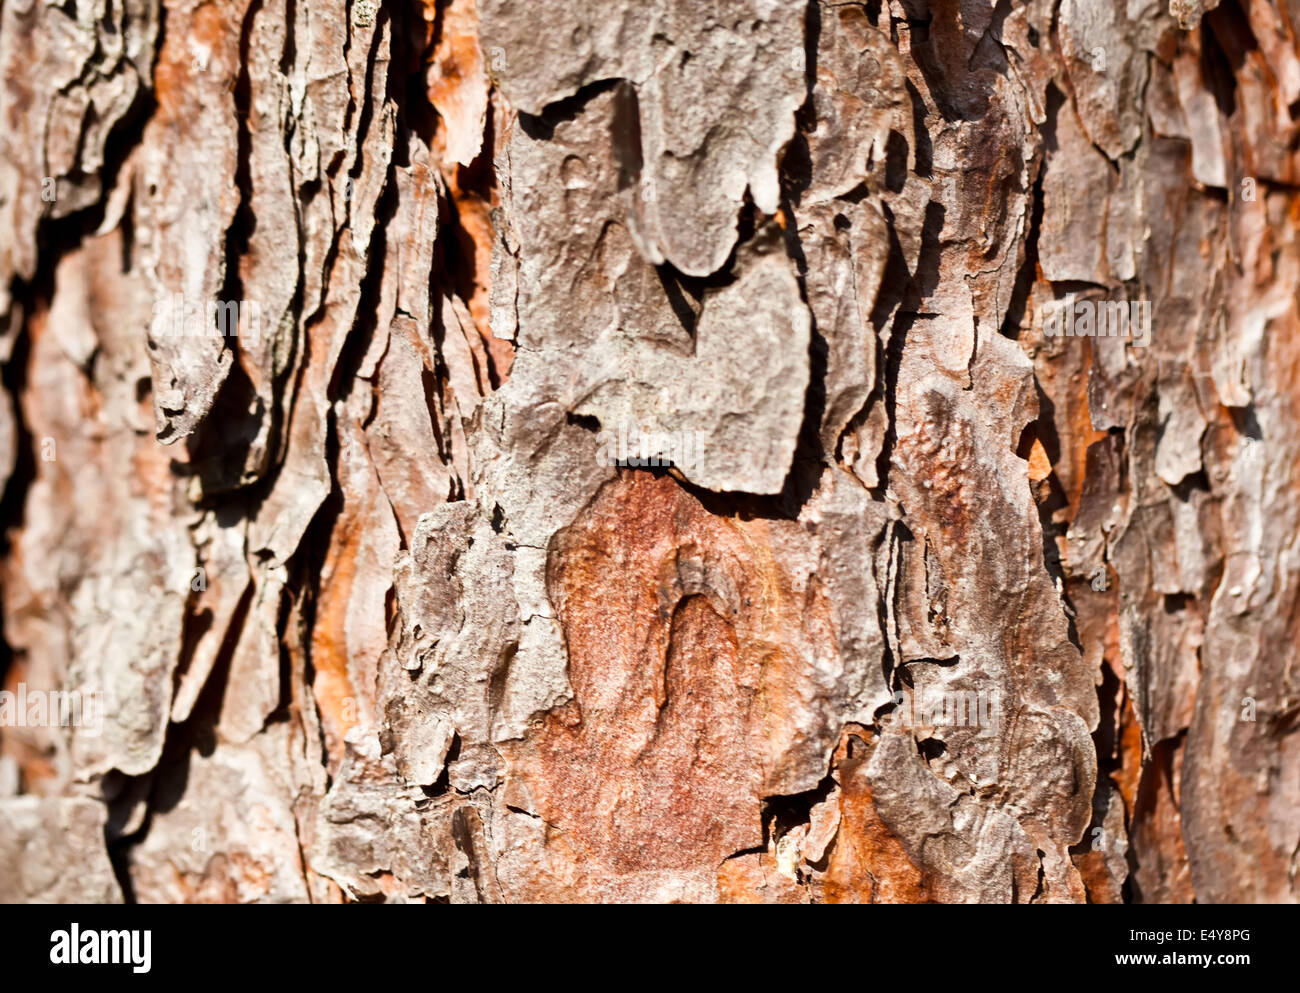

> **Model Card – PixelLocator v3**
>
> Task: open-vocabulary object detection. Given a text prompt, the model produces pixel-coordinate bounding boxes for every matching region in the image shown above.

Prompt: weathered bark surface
[0,0,1296,903]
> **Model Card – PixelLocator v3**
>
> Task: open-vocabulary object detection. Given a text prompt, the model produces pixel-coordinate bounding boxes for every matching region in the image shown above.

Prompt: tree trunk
[0,0,1296,904]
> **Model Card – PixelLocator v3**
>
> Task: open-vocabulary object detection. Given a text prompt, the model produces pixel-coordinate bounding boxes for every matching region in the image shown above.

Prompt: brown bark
[0,0,1297,903]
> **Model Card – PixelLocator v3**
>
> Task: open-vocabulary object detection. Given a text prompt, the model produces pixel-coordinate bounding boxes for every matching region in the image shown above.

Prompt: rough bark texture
[0,0,1297,904]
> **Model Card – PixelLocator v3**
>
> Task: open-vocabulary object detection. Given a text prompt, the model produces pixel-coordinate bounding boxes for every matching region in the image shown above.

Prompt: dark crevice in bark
[105,806,141,904]
[1073,659,1128,901]
[284,491,340,782]
[759,768,838,856]
[0,323,35,574]
[879,520,911,705]
[112,594,256,892]
[867,199,938,500]
[835,215,908,481]
[221,0,262,319]
[180,0,269,498]
[516,79,623,142]
[330,163,397,402]
[1030,849,1046,902]
[1125,731,1189,903]
[999,115,1048,341]
[351,5,388,186]
[1023,381,1084,658]
[405,6,502,388]
[0,300,39,719]
[1201,0,1256,117]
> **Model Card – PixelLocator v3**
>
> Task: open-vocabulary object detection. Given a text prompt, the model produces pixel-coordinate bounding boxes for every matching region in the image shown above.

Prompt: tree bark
[0,0,1296,903]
